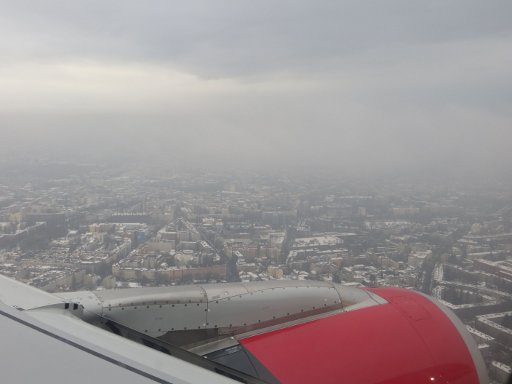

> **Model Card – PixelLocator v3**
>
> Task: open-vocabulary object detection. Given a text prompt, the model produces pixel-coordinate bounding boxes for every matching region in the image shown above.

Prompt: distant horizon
[1,1,511,184]
[1,155,511,192]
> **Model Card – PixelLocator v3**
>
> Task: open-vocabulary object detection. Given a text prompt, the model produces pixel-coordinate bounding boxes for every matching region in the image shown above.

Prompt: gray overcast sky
[1,1,511,176]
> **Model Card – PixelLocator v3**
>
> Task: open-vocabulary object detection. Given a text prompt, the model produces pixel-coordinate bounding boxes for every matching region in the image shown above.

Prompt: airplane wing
[0,274,488,383]
[0,274,243,384]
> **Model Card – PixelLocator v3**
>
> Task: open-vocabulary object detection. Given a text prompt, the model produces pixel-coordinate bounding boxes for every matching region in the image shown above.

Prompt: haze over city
[1,1,511,177]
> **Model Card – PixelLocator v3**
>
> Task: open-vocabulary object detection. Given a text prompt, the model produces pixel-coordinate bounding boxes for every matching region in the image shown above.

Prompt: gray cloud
[0,1,511,178]
[2,1,512,74]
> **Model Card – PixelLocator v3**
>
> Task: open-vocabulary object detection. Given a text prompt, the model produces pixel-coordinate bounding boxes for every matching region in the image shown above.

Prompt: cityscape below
[0,162,510,383]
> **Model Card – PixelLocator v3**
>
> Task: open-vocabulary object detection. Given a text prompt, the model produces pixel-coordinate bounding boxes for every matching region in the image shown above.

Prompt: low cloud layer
[1,1,511,177]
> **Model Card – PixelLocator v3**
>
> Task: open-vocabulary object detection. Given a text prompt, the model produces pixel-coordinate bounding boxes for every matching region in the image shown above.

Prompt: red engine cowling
[240,288,488,384]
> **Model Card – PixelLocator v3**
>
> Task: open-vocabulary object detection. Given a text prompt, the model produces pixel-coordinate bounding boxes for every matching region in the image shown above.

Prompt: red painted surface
[240,288,479,384]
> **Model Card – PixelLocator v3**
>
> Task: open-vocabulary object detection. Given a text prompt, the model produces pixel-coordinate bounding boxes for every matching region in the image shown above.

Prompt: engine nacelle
[60,282,488,383]
[240,287,488,384]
